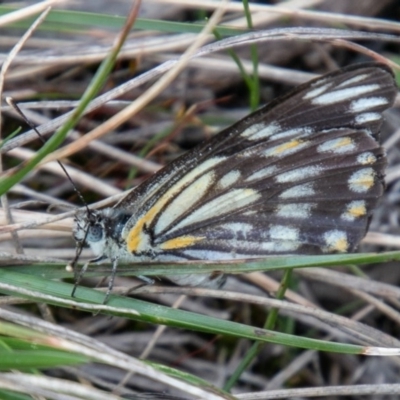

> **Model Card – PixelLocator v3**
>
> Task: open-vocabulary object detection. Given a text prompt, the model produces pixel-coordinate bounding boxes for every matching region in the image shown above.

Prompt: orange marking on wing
[127,205,161,253]
[160,236,205,250]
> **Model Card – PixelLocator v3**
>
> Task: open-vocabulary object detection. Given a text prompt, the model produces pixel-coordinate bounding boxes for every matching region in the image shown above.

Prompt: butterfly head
[73,208,133,259]
[73,209,109,258]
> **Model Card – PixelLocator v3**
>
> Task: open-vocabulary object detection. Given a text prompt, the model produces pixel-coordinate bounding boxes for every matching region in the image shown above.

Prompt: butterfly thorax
[73,208,133,261]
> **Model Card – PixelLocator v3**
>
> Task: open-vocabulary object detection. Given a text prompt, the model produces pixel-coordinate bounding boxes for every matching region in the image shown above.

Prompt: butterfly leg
[71,260,89,298]
[103,258,119,304]
[71,255,107,298]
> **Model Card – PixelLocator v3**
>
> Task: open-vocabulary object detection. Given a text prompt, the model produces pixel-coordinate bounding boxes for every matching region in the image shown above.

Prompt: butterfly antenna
[6,97,92,216]
[8,97,95,280]
[68,224,89,277]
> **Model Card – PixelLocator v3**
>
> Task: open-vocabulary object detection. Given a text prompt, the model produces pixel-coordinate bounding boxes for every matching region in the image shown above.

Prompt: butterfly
[73,63,397,298]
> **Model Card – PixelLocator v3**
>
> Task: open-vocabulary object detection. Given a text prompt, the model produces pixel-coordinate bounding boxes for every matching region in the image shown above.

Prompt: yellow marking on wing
[348,203,366,218]
[359,153,376,165]
[160,235,205,250]
[334,137,352,148]
[364,155,376,164]
[272,139,302,155]
[356,174,374,191]
[324,230,349,253]
[127,205,162,253]
[332,237,349,252]
[348,169,377,193]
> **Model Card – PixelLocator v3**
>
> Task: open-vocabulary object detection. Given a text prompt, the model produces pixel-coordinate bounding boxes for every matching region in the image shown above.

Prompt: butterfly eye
[87,224,104,243]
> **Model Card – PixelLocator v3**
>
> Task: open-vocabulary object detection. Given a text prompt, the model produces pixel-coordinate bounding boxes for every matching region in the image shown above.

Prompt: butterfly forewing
[114,63,396,262]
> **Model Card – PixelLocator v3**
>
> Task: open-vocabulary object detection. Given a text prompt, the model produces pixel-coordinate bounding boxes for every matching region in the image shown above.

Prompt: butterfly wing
[116,63,397,261]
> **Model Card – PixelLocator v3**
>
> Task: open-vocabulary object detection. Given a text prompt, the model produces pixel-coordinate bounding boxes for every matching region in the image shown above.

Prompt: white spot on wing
[243,210,257,216]
[246,165,277,182]
[241,123,265,138]
[336,74,369,87]
[312,84,380,105]
[241,122,280,140]
[183,249,249,260]
[275,165,322,183]
[276,203,312,219]
[222,222,253,234]
[261,240,300,252]
[357,152,377,165]
[341,200,366,221]
[280,183,315,199]
[270,225,299,241]
[350,97,388,112]
[266,225,300,251]
[272,127,313,140]
[264,140,308,158]
[218,170,241,189]
[324,230,349,252]
[155,170,215,234]
[171,189,261,233]
[355,113,381,124]
[220,222,253,239]
[165,157,226,198]
[317,137,356,154]
[348,168,375,193]
[303,83,332,99]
